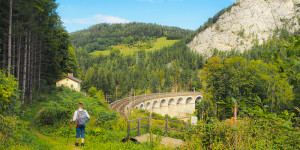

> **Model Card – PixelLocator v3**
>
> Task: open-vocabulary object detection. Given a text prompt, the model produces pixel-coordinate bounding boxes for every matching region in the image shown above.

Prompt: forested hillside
[75,41,204,100]
[0,0,80,149]
[0,0,78,104]
[70,23,192,52]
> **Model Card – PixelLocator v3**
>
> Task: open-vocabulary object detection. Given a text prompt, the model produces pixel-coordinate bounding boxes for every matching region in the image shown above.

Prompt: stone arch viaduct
[111,92,203,117]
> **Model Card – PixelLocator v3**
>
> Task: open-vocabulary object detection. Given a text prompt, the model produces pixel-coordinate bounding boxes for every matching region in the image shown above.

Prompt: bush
[185,108,300,149]
[0,115,51,149]
[88,86,97,97]
[37,87,118,135]
[0,70,20,115]
[94,107,118,126]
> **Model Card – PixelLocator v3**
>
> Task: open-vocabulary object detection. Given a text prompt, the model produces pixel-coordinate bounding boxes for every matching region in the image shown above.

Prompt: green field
[90,37,179,56]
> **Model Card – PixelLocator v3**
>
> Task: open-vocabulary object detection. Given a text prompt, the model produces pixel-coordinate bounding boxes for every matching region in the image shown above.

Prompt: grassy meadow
[90,37,179,56]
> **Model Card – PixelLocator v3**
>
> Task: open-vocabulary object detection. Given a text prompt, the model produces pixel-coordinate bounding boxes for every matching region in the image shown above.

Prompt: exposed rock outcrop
[188,0,300,56]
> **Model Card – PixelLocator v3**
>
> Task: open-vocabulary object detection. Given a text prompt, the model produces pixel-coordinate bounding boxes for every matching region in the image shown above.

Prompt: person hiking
[70,103,90,147]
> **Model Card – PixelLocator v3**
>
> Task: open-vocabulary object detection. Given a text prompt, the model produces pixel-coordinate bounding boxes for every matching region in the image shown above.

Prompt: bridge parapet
[131,92,202,106]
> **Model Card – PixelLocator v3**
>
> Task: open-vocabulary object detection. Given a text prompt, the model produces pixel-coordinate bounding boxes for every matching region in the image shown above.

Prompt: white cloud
[61,19,71,23]
[62,14,131,25]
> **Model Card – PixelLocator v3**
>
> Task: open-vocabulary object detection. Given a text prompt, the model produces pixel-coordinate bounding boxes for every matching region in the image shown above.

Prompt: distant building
[56,73,82,92]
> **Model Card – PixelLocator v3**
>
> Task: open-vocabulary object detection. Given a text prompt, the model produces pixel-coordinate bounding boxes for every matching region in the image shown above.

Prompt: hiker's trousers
[76,126,86,139]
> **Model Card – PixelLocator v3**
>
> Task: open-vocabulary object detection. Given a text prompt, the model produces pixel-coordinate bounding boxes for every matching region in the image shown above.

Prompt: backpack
[76,110,88,127]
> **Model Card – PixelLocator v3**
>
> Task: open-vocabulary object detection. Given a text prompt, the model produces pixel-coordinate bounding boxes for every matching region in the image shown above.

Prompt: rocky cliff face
[188,0,300,56]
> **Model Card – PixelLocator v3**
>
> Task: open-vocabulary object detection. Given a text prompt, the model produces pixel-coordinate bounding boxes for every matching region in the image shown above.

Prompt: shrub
[37,87,118,135]
[0,115,51,149]
[0,70,20,115]
[88,86,97,97]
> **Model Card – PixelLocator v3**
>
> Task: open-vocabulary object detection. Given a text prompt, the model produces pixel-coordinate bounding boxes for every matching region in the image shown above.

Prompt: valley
[0,0,299,149]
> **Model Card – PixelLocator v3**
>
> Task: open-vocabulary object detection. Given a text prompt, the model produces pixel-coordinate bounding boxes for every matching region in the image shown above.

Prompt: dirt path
[32,107,82,150]
[32,107,45,125]
[135,133,185,148]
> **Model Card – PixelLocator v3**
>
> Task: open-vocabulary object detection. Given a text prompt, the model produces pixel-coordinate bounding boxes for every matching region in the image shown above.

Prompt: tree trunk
[38,41,42,90]
[27,34,31,93]
[28,34,34,102]
[7,0,13,74]
[33,39,37,87]
[17,34,21,82]
[12,25,16,76]
[27,32,32,102]
[21,32,28,103]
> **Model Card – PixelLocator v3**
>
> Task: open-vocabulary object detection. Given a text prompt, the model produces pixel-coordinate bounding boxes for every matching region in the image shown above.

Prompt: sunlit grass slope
[90,37,179,56]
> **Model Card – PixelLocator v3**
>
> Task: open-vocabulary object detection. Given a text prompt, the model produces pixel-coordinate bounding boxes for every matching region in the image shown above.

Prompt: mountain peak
[188,0,300,56]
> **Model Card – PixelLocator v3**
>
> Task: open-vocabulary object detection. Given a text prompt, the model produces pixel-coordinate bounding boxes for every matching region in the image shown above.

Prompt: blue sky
[56,0,235,33]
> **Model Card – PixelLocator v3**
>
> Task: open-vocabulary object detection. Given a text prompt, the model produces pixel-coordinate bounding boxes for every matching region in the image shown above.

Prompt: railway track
[110,95,146,116]
[110,97,130,116]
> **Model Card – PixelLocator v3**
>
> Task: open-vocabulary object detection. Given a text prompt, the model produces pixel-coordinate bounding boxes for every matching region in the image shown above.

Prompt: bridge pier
[177,97,186,117]
[160,99,168,116]
[186,97,195,114]
[160,106,168,116]
[177,103,186,117]
[168,98,177,117]
[152,100,160,114]
[146,102,151,110]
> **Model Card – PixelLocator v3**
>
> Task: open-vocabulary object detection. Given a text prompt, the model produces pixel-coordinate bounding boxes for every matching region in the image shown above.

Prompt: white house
[56,73,82,92]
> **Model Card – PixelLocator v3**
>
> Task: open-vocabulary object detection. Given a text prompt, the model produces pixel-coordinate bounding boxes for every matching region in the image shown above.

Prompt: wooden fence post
[138,119,141,136]
[127,121,130,138]
[165,119,168,136]
[186,123,188,131]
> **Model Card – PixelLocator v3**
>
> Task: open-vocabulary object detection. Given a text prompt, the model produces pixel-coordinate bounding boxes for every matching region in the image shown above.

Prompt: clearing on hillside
[90,37,179,56]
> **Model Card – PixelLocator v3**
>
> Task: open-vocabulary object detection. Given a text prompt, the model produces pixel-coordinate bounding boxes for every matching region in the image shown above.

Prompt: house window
[71,84,74,88]
[67,79,68,81]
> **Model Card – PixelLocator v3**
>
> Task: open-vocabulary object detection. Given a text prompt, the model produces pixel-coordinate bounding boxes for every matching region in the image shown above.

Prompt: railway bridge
[110,92,203,117]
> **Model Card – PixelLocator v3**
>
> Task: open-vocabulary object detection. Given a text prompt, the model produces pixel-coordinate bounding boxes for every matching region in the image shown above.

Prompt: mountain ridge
[70,22,192,53]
